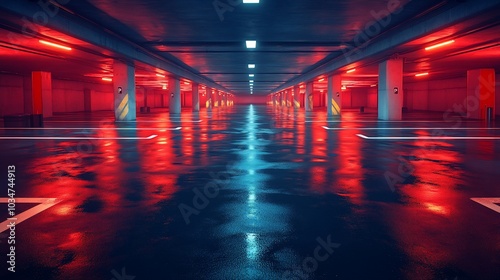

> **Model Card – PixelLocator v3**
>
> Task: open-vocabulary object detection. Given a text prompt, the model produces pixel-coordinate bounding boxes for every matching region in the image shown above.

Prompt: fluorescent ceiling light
[243,0,260,3]
[425,40,455,51]
[415,72,429,77]
[249,74,254,77]
[39,40,72,51]
[246,40,257,48]
[248,64,255,69]
[249,80,254,83]
[346,69,356,74]
[102,77,112,82]
[156,73,165,78]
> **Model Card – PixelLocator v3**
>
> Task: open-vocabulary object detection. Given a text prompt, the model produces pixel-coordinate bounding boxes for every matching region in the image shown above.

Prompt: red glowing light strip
[102,77,113,82]
[39,40,72,51]
[425,40,455,51]
[415,72,429,77]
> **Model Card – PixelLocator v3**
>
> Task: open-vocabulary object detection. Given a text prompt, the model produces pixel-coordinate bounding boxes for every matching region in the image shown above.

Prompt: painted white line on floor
[471,198,500,213]
[356,134,500,140]
[0,198,61,233]
[0,127,182,131]
[307,120,483,123]
[117,120,202,123]
[323,126,500,130]
[0,134,158,140]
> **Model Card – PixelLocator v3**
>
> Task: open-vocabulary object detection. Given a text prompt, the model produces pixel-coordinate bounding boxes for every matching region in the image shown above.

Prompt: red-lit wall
[52,80,113,112]
[235,95,267,104]
[405,75,500,115]
[0,74,24,116]
[341,87,377,109]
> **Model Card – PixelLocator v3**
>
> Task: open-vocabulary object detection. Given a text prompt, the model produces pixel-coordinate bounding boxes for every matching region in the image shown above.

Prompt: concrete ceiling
[0,0,499,95]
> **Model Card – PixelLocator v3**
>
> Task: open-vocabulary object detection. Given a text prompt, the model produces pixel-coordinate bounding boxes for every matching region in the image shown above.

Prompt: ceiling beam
[271,0,500,93]
[0,1,230,93]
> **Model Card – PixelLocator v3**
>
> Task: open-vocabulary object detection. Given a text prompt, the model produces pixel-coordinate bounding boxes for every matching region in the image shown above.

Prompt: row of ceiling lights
[244,0,260,94]
[274,39,455,95]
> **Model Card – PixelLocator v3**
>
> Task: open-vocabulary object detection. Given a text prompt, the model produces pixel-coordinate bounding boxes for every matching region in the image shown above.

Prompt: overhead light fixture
[243,0,260,3]
[248,64,256,69]
[249,80,254,83]
[341,85,347,90]
[425,40,455,51]
[246,40,257,49]
[370,84,377,87]
[249,74,254,77]
[102,77,112,82]
[318,78,325,82]
[184,81,190,85]
[39,40,72,51]
[415,72,429,77]
[162,84,167,90]
[346,69,356,74]
[156,73,165,78]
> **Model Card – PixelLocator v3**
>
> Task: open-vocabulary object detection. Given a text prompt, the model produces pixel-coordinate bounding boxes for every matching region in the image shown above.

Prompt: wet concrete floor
[0,105,499,280]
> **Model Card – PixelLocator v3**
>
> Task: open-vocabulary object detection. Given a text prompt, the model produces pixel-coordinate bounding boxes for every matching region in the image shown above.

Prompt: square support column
[206,87,213,109]
[327,75,342,116]
[192,82,200,112]
[113,61,136,121]
[293,85,300,109]
[305,81,314,112]
[467,69,495,119]
[378,58,403,120]
[169,76,181,114]
[32,71,53,117]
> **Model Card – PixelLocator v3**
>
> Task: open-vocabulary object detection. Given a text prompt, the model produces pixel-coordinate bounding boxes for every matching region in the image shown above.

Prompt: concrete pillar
[327,75,342,116]
[467,69,495,119]
[113,61,136,121]
[84,88,92,112]
[206,87,213,109]
[378,58,403,120]
[293,86,300,109]
[192,82,200,112]
[169,76,181,114]
[31,71,53,117]
[305,81,313,112]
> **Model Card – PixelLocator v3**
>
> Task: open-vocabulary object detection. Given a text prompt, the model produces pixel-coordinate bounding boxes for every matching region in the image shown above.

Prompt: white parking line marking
[0,198,61,233]
[0,127,182,131]
[471,198,500,213]
[322,126,500,130]
[356,134,500,140]
[0,135,158,140]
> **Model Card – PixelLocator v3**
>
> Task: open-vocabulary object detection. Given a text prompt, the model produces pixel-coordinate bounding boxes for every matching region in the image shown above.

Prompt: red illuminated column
[192,82,200,112]
[206,87,213,109]
[467,69,496,119]
[221,92,226,107]
[378,57,403,120]
[169,76,181,114]
[281,91,286,107]
[31,71,53,117]
[213,90,219,107]
[327,75,342,116]
[113,61,136,121]
[305,81,313,112]
[293,86,300,109]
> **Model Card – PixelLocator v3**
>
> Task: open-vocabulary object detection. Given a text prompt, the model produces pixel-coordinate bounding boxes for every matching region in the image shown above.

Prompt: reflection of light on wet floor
[423,202,449,215]
[246,233,259,260]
